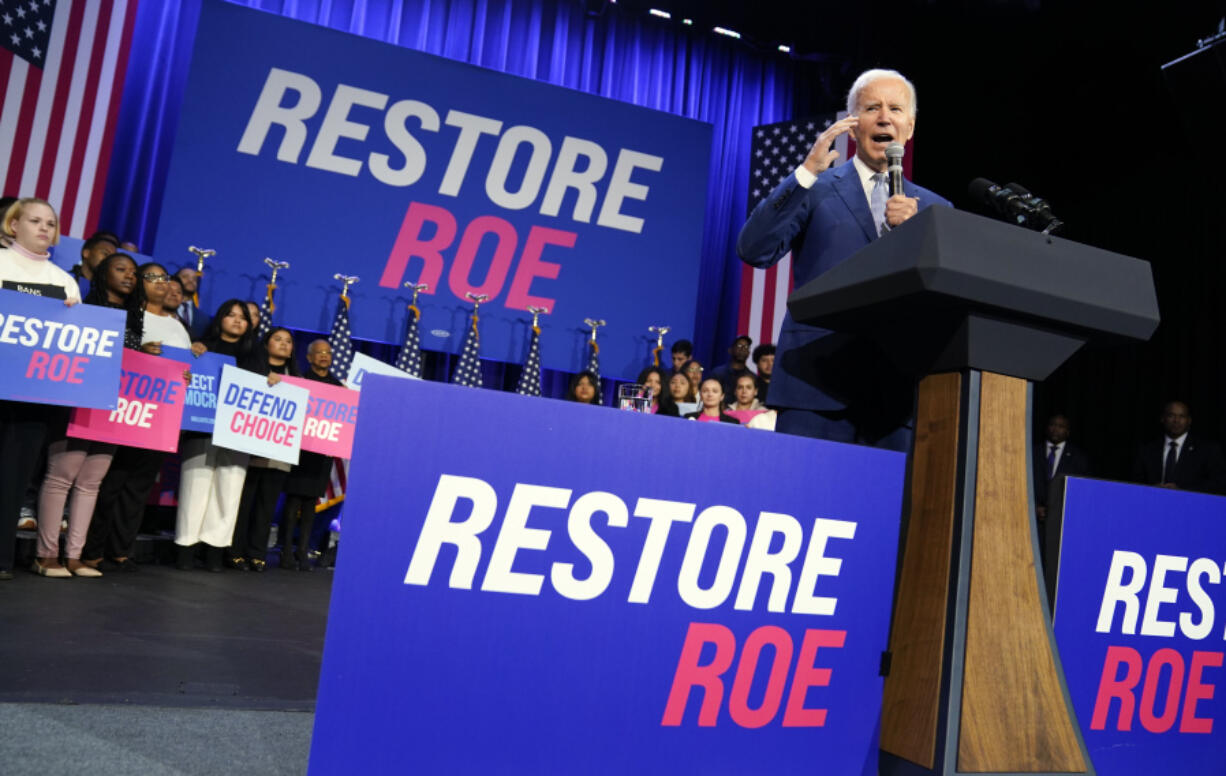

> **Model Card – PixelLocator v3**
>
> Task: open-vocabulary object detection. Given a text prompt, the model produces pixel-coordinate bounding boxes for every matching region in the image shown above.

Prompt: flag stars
[2,13,11,25]
[14,4,23,17]
[35,18,44,31]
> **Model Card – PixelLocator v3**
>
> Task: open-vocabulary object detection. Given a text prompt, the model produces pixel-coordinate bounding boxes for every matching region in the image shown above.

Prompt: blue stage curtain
[99,0,808,388]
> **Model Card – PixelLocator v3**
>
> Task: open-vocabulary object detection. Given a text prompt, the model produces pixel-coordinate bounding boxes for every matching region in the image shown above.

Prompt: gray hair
[846,68,917,117]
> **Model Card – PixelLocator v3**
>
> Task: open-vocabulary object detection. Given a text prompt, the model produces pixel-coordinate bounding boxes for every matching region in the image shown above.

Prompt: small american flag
[327,296,355,383]
[394,305,423,377]
[0,0,139,238]
[515,324,542,397]
[451,307,482,387]
[316,458,348,512]
[585,339,602,404]
[254,285,274,341]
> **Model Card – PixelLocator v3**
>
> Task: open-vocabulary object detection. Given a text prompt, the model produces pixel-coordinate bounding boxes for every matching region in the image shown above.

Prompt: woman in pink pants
[31,253,141,578]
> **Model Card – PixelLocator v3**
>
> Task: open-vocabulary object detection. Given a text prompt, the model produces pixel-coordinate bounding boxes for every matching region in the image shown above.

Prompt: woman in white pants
[176,299,256,571]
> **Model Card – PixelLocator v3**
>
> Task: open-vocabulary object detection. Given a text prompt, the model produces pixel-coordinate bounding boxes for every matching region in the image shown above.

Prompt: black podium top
[788,206,1160,379]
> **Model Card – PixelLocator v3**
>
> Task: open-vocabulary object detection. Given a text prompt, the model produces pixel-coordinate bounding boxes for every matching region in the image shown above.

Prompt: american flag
[585,338,602,404]
[451,307,482,387]
[254,285,274,341]
[514,323,542,397]
[394,304,423,377]
[316,457,348,512]
[327,295,356,383]
[740,113,916,349]
[0,0,139,238]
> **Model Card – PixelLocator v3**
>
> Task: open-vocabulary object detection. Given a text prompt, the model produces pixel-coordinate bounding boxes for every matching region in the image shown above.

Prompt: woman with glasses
[82,263,190,572]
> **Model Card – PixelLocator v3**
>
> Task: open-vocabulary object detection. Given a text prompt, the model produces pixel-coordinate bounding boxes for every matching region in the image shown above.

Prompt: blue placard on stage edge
[161,345,235,432]
[155,1,711,380]
[1054,477,1226,775]
[310,375,906,775]
[0,289,126,409]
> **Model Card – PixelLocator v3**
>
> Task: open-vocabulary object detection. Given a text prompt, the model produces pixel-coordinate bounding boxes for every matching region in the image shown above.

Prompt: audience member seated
[246,301,262,333]
[670,339,693,374]
[685,378,740,424]
[230,328,300,572]
[33,254,140,578]
[725,374,768,425]
[566,371,602,405]
[680,359,705,396]
[1132,400,1226,495]
[176,300,257,572]
[711,335,755,398]
[70,231,119,297]
[752,343,775,403]
[279,339,341,572]
[0,198,78,580]
[636,366,680,417]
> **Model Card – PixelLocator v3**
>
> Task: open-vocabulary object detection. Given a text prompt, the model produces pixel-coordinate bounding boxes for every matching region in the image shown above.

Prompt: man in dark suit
[736,68,952,449]
[1033,414,1092,520]
[1132,400,1226,495]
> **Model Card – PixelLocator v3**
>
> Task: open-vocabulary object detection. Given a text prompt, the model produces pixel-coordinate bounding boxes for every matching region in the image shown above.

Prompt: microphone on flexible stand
[968,177,1032,225]
[1005,182,1064,235]
[885,143,905,197]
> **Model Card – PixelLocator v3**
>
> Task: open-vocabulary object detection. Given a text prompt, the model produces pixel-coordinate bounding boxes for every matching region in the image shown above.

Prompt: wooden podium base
[879,371,1094,775]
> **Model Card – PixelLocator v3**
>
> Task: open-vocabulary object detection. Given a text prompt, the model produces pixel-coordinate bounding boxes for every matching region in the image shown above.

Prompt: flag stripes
[0,0,138,237]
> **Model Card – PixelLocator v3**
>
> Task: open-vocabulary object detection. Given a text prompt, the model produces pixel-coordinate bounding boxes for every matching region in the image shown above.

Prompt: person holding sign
[0,198,78,580]
[279,339,343,572]
[33,254,140,578]
[83,263,191,572]
[230,328,300,572]
[175,300,257,572]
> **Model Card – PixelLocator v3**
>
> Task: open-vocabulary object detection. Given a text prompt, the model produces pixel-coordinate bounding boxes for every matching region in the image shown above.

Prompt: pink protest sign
[281,376,359,459]
[67,350,186,452]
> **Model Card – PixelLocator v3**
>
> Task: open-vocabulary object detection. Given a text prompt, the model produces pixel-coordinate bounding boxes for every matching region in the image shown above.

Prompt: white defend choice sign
[346,351,420,391]
[213,364,310,465]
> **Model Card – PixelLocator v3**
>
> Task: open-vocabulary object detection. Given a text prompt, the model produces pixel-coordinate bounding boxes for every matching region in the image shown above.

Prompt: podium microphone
[886,143,905,196]
[1005,182,1064,235]
[968,177,1031,225]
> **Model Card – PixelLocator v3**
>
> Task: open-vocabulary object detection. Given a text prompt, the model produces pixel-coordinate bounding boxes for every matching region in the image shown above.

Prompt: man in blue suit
[737,69,951,448]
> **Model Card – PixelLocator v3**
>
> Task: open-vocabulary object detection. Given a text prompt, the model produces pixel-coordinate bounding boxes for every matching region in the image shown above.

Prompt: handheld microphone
[886,143,905,197]
[1005,182,1064,234]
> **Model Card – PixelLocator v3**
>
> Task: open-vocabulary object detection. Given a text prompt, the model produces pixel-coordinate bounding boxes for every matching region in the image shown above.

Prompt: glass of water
[618,383,653,413]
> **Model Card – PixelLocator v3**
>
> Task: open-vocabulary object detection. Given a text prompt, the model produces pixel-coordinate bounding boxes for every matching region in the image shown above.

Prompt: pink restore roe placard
[281,375,359,459]
[67,350,187,452]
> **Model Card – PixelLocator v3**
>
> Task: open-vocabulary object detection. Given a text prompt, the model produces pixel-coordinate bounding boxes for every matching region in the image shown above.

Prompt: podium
[788,206,1159,775]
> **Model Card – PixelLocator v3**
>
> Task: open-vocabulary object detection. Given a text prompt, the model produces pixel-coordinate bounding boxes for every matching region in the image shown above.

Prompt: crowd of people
[0,197,335,580]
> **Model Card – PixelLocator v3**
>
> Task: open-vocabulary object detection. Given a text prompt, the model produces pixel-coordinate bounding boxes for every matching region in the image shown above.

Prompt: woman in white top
[0,199,80,580]
[135,262,192,352]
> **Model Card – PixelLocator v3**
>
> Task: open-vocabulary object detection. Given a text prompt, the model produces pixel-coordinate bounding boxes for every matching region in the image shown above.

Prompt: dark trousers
[279,495,316,559]
[0,412,49,572]
[232,466,287,560]
[83,446,166,560]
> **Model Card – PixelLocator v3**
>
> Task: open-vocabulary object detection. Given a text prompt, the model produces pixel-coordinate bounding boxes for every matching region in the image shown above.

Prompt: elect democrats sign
[155,1,710,379]
[311,376,905,774]
[0,289,125,409]
[1053,477,1226,775]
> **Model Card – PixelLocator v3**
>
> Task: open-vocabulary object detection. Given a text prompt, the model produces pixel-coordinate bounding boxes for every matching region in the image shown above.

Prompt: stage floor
[0,562,332,775]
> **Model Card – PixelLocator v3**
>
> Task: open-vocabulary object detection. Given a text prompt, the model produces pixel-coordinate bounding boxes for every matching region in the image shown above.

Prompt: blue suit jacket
[736,161,951,413]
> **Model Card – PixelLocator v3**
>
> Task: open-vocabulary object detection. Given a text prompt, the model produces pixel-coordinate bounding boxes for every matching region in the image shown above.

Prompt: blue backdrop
[98,0,807,373]
[154,1,712,379]
[312,375,906,774]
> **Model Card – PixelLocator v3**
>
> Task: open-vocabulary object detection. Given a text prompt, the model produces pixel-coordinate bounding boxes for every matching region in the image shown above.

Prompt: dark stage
[0,561,332,775]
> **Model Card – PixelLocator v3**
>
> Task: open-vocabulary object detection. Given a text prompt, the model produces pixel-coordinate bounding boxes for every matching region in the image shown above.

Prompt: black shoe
[226,556,250,571]
[175,545,194,571]
[279,549,296,570]
[249,558,267,573]
[298,557,313,572]
[103,558,139,573]
[204,546,224,573]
